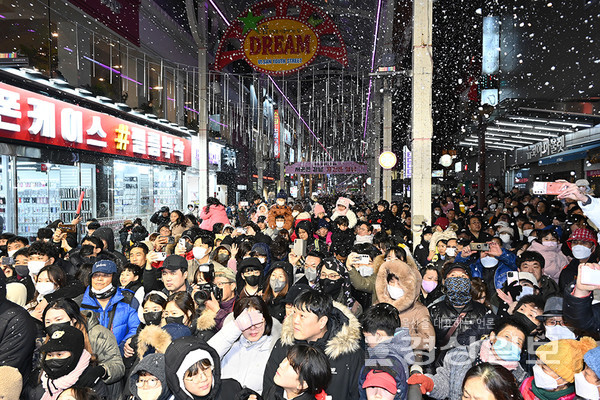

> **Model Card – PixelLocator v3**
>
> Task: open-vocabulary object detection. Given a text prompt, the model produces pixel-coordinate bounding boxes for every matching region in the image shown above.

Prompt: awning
[538,143,600,166]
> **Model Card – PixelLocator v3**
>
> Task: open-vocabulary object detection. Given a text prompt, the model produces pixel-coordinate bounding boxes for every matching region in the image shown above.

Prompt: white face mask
[528,236,536,243]
[499,234,511,243]
[358,266,374,277]
[545,324,576,341]
[434,210,441,216]
[257,257,266,264]
[542,241,558,248]
[36,281,56,296]
[575,371,600,400]
[192,247,207,260]
[516,285,534,301]
[7,249,17,258]
[523,229,533,237]
[277,199,285,206]
[572,244,593,260]
[91,283,114,295]
[275,221,284,229]
[446,247,457,257]
[533,364,559,391]
[387,285,404,300]
[513,211,520,217]
[28,260,46,275]
[480,256,499,268]
[138,386,163,400]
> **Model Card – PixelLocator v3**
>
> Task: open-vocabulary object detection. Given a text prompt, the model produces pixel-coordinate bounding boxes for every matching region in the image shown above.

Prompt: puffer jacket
[208,316,282,394]
[199,205,230,231]
[519,376,575,400]
[331,209,358,229]
[262,301,364,400]
[82,310,125,384]
[267,204,294,230]
[81,287,140,347]
[165,336,243,400]
[375,260,435,352]
[527,241,571,284]
[359,342,408,400]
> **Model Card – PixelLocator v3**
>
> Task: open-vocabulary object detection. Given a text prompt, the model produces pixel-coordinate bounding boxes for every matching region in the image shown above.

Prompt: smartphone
[178,238,186,247]
[580,264,600,286]
[166,236,175,245]
[1,256,14,266]
[372,224,381,231]
[357,254,372,265]
[532,181,570,195]
[236,227,246,234]
[470,242,490,251]
[506,271,519,286]
[58,223,77,233]
[155,252,167,261]
[293,239,307,258]
[240,201,249,207]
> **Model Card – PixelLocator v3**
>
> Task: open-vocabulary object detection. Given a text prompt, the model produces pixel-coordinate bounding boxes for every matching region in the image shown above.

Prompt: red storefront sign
[68,0,140,46]
[0,82,191,166]
[274,109,281,159]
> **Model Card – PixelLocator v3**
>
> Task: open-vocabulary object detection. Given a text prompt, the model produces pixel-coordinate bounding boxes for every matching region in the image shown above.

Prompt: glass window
[16,158,51,238]
[153,166,181,211]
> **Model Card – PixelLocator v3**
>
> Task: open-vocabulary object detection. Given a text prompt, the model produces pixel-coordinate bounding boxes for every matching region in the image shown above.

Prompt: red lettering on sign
[273,35,284,54]
[262,36,273,55]
[249,37,261,55]
[284,35,296,54]
[296,35,311,54]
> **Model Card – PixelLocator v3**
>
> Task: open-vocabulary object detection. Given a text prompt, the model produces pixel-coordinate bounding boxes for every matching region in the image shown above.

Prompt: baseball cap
[161,255,188,271]
[92,260,117,275]
[362,369,397,394]
[442,262,471,279]
[515,271,538,288]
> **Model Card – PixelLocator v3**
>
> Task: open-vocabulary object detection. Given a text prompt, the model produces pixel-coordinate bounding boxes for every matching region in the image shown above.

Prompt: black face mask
[45,322,71,336]
[0,245,7,254]
[244,275,260,287]
[14,265,29,277]
[165,316,185,325]
[143,311,163,326]
[513,311,539,335]
[215,254,230,265]
[320,278,343,296]
[42,356,75,380]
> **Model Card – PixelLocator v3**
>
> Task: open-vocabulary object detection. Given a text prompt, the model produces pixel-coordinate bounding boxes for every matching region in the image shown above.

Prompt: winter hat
[292,204,303,213]
[568,228,598,247]
[161,255,188,272]
[215,265,236,282]
[276,190,287,200]
[91,259,118,275]
[316,219,331,230]
[129,353,168,398]
[238,257,263,273]
[497,226,515,237]
[434,217,449,231]
[336,197,355,209]
[442,262,471,279]
[313,203,326,215]
[584,346,600,378]
[532,214,552,227]
[536,337,597,383]
[6,282,27,306]
[536,296,564,320]
[0,366,22,400]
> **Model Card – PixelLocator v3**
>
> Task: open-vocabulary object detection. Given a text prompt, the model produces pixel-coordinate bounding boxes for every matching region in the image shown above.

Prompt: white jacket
[580,196,600,232]
[331,209,358,228]
[208,316,282,394]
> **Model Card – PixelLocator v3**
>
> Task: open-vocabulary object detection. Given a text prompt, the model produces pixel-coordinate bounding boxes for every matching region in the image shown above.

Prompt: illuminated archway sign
[215,0,348,75]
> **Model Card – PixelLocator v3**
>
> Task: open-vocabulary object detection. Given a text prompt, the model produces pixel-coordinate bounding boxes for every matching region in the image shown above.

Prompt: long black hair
[204,197,222,214]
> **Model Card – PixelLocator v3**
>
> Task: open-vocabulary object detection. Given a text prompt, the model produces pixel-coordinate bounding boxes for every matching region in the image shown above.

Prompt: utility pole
[256,79,264,197]
[410,0,433,250]
[382,77,392,203]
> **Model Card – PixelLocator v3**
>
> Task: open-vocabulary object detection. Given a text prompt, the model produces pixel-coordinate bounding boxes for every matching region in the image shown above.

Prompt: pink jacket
[199,204,230,231]
[528,241,571,283]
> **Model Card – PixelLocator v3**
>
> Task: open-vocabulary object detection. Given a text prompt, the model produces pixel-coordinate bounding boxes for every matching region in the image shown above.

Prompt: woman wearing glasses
[165,336,243,400]
[207,296,282,394]
[128,353,172,400]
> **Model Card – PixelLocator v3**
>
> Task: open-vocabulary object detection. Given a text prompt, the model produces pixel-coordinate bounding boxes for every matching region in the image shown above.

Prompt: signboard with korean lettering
[515,136,566,165]
[0,83,191,166]
[285,161,367,175]
[274,110,281,159]
[214,0,348,75]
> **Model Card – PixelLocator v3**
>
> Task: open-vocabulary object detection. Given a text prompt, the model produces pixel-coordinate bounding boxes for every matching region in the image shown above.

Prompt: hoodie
[375,260,435,352]
[129,353,172,400]
[92,227,128,266]
[165,337,243,400]
[262,301,364,400]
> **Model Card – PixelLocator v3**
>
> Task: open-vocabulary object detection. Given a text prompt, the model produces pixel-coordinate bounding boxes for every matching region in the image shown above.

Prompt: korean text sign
[0,82,191,166]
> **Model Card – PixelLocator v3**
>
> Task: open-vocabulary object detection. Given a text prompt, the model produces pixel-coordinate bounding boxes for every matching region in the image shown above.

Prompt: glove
[78,365,106,387]
[234,308,263,331]
[407,373,434,394]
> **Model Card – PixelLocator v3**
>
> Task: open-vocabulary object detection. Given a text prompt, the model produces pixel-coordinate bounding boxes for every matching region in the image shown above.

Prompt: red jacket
[199,204,230,231]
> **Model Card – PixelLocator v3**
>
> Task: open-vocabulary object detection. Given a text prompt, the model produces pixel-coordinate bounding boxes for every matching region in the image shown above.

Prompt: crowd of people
[2,179,600,400]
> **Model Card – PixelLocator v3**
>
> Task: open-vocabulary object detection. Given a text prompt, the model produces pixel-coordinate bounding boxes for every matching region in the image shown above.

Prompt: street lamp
[379,151,397,170]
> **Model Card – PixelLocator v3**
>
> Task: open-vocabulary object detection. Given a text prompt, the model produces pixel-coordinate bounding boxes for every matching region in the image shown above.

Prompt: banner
[285,162,367,175]
[274,109,281,159]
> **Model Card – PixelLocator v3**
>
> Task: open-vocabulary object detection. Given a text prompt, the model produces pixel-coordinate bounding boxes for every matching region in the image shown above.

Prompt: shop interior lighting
[507,116,592,128]
[495,121,534,129]
[520,130,559,137]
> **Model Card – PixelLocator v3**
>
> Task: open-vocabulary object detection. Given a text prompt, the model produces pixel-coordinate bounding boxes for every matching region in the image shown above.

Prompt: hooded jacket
[82,310,125,384]
[165,337,243,400]
[330,229,356,257]
[527,241,571,284]
[358,354,408,400]
[264,261,294,322]
[262,301,364,400]
[92,227,128,266]
[375,260,435,352]
[129,353,172,400]
[267,204,294,230]
[199,205,230,232]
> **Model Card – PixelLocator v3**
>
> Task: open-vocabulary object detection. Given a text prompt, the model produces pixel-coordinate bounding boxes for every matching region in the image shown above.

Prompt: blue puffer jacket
[81,287,140,348]
[455,248,517,290]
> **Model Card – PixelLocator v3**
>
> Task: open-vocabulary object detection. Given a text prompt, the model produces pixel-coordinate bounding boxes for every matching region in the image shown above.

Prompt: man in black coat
[263,289,363,400]
[150,206,171,227]
[0,269,36,383]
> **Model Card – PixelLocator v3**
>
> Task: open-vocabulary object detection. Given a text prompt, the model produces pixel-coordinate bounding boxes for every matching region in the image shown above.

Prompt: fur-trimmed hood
[280,301,361,360]
[136,325,174,359]
[196,308,218,332]
[375,260,421,313]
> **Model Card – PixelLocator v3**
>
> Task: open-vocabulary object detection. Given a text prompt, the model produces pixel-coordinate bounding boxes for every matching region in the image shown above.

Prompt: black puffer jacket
[165,336,243,400]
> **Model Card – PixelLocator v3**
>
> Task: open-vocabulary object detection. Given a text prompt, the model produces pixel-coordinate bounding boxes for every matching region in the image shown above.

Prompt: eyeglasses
[215,281,234,288]
[545,318,565,327]
[136,378,160,388]
[184,367,211,382]
[320,272,341,280]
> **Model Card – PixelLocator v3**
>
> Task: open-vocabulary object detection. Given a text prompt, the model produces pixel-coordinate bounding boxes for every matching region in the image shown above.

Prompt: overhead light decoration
[440,154,453,167]
[379,151,397,169]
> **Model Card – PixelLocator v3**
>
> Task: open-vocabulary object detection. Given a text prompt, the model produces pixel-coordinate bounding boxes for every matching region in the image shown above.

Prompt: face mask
[305,268,318,282]
[28,260,46,275]
[516,286,534,301]
[533,364,559,391]
[257,257,266,264]
[143,311,163,326]
[42,356,75,380]
[422,280,438,293]
[14,265,29,277]
[513,311,539,334]
[446,247,457,257]
[7,249,17,258]
[575,371,600,400]
[91,283,116,299]
[215,254,229,265]
[138,386,163,400]
[499,234,511,243]
[277,200,285,206]
[480,256,499,268]
[192,247,207,260]
[387,285,405,300]
[270,277,286,293]
[434,210,441,216]
[445,277,472,306]
[165,315,185,325]
[513,211,520,217]
[572,244,593,260]
[358,266,374,277]
[276,221,284,229]
[36,282,56,296]
[492,337,521,362]
[545,324,576,341]
[542,241,558,248]
[320,278,343,296]
[523,229,533,237]
[292,211,299,217]
[244,274,260,287]
[44,321,71,336]
[528,236,536,243]
[489,204,497,211]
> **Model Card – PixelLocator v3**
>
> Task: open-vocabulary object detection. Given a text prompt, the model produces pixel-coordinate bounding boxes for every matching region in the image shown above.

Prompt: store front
[0,78,191,239]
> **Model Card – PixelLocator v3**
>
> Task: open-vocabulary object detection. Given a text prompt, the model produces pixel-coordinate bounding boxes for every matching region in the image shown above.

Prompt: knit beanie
[0,366,22,400]
[584,346,600,378]
[536,337,597,383]
[313,203,326,215]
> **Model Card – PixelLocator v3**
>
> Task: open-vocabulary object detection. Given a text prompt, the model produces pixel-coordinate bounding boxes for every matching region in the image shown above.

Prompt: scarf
[479,339,519,371]
[531,380,574,400]
[41,350,92,400]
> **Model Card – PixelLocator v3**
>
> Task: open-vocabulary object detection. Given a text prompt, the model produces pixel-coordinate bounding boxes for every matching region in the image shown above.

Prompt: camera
[194,283,223,303]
